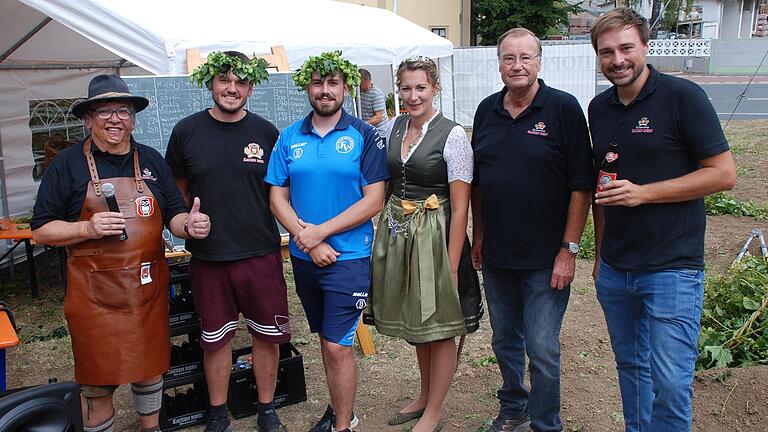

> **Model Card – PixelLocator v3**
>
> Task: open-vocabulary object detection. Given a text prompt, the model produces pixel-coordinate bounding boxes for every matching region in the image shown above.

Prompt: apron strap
[82,137,145,195]
[133,149,145,193]
[82,137,102,197]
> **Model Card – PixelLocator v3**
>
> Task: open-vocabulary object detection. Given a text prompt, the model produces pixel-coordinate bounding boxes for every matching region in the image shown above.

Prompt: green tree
[471,0,582,45]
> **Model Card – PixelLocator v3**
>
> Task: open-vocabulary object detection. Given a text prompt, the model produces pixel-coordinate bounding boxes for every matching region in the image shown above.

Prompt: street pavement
[597,74,768,120]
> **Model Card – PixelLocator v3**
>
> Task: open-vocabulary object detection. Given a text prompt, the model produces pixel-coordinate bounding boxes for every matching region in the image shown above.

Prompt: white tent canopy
[0,0,454,220]
[10,0,454,71]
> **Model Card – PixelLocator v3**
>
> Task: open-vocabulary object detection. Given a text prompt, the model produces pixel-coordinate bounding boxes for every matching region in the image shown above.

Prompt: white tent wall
[0,68,115,218]
[453,44,597,127]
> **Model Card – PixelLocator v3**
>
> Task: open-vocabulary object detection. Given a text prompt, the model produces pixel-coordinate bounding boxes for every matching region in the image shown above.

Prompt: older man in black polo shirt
[470,28,594,432]
[588,9,736,432]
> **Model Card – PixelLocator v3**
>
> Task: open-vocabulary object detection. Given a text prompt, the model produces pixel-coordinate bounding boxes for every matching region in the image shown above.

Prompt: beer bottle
[597,143,619,191]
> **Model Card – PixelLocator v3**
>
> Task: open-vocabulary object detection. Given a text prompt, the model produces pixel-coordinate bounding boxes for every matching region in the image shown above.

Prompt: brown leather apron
[64,137,170,385]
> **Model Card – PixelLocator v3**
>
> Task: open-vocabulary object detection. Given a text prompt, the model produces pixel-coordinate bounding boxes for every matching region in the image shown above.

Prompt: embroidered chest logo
[135,196,155,217]
[631,116,654,134]
[376,136,385,150]
[335,136,355,154]
[293,148,304,159]
[243,143,265,163]
[526,121,549,136]
[141,168,157,182]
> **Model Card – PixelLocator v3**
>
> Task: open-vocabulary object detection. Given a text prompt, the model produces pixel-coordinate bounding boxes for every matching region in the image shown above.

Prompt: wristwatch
[561,241,580,255]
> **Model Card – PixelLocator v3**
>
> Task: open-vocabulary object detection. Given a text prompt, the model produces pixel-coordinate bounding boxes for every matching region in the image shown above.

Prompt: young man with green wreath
[267,51,388,432]
[166,51,289,432]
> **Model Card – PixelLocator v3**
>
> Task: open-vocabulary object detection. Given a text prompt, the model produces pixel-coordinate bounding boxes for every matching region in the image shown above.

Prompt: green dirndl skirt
[367,194,483,344]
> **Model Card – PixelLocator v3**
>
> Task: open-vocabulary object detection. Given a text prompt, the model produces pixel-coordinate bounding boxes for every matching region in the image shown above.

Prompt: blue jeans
[483,264,570,432]
[595,261,704,432]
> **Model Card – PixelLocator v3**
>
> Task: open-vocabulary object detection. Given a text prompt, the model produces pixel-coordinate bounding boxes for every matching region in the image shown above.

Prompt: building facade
[335,0,472,47]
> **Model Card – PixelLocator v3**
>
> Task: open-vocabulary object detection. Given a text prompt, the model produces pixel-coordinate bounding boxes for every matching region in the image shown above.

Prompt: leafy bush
[697,256,768,369]
[578,213,596,260]
[705,192,768,219]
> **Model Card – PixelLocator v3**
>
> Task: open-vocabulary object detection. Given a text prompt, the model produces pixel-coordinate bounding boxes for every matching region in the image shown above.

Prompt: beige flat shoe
[386,407,426,425]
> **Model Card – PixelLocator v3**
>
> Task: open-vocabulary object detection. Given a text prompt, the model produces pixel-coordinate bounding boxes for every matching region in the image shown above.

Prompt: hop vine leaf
[190,51,270,88]
[293,50,361,97]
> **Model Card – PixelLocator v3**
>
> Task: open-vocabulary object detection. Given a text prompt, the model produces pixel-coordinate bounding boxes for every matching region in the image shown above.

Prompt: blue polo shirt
[588,65,730,271]
[265,109,388,261]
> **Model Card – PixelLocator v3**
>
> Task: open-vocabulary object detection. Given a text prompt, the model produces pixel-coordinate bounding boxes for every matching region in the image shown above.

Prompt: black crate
[159,378,209,431]
[227,343,307,419]
[164,333,203,385]
[168,264,197,330]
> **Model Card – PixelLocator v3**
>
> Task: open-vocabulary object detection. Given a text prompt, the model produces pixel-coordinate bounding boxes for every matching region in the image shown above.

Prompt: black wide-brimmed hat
[71,74,149,118]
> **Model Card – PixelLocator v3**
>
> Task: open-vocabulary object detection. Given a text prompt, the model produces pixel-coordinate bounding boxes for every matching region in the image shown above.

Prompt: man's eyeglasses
[91,108,133,120]
[500,54,541,66]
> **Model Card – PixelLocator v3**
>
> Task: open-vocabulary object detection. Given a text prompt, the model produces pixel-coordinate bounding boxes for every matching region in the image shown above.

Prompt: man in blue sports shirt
[266,51,388,432]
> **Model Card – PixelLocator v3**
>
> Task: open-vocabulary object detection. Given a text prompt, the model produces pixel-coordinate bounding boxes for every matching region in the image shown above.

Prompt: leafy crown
[190,51,270,88]
[293,50,361,97]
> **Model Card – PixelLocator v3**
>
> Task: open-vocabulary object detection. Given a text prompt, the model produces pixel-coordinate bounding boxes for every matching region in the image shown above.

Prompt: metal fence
[648,39,711,57]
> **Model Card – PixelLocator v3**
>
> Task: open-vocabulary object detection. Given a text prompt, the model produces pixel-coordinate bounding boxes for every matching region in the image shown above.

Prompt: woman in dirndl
[368,56,483,432]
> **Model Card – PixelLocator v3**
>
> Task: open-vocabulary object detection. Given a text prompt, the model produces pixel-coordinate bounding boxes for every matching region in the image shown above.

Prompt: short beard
[310,96,343,117]
[213,95,247,114]
[609,63,644,88]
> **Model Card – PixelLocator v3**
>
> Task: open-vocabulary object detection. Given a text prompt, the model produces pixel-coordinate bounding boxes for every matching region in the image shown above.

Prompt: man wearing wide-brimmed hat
[32,74,211,432]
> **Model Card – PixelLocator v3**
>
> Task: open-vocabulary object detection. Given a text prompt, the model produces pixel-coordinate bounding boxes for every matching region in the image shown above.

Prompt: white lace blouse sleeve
[443,125,473,184]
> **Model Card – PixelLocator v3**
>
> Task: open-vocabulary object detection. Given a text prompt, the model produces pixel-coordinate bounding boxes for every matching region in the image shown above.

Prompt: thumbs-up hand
[185,197,210,239]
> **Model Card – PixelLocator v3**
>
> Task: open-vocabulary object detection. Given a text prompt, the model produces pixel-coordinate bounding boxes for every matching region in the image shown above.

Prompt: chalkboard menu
[124,73,356,155]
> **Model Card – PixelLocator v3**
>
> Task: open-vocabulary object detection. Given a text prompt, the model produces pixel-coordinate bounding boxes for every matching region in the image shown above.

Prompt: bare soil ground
[4,120,768,431]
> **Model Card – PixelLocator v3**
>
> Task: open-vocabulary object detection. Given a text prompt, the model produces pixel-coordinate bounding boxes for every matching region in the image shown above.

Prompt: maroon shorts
[189,254,291,350]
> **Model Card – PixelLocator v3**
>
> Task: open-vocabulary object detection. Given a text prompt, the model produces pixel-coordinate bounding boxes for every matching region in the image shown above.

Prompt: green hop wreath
[292,50,361,97]
[190,51,270,89]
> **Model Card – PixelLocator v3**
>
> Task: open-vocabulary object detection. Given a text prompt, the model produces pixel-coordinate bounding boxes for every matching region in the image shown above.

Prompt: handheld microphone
[101,182,128,241]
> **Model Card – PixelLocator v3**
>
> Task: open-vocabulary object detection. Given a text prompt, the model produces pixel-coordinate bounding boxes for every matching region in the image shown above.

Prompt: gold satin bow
[402,194,440,215]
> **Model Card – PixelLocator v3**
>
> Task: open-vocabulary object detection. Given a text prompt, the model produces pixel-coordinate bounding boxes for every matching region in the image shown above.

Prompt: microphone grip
[104,195,128,241]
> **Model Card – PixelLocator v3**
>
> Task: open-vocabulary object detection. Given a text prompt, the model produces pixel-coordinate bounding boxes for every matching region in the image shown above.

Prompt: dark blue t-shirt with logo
[166,110,281,261]
[266,109,388,261]
[588,65,730,271]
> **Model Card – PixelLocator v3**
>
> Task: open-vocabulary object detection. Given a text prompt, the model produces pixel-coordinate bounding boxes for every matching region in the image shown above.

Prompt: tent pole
[437,58,444,113]
[450,55,457,122]
[0,18,52,63]
[116,59,128,75]
[392,62,400,121]
[0,62,136,70]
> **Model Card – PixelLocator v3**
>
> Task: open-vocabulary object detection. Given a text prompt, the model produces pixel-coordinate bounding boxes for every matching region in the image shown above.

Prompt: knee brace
[131,379,163,417]
[83,414,114,432]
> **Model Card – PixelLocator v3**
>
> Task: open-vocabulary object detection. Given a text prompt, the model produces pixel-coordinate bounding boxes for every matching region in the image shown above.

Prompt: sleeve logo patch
[135,196,155,217]
[335,136,355,154]
[243,143,265,163]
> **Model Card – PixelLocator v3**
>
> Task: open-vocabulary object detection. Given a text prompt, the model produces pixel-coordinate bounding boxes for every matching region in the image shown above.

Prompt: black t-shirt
[472,80,595,270]
[588,65,730,271]
[165,110,281,261]
[31,138,186,230]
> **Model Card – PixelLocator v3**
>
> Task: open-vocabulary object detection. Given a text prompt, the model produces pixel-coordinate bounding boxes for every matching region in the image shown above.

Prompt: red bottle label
[597,170,617,189]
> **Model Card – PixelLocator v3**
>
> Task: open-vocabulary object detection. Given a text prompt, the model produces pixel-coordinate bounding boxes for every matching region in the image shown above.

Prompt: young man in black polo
[165,51,289,432]
[470,28,595,432]
[588,9,736,432]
